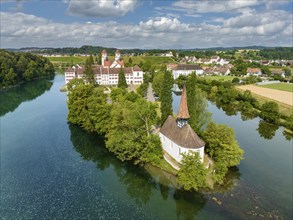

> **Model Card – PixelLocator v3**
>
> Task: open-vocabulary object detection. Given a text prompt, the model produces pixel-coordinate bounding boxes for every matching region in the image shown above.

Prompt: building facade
[167,64,204,79]
[65,50,144,85]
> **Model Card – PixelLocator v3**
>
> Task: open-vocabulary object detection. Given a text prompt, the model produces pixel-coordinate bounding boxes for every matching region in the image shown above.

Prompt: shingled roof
[160,116,205,149]
[177,85,190,119]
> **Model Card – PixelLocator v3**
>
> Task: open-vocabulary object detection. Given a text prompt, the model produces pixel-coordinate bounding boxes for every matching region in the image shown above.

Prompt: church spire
[177,84,190,128]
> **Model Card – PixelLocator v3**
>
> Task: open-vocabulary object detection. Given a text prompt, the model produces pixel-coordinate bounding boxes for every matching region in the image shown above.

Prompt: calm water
[1,75,292,219]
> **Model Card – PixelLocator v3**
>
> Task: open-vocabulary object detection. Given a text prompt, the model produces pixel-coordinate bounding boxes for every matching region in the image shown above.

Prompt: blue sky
[1,0,292,49]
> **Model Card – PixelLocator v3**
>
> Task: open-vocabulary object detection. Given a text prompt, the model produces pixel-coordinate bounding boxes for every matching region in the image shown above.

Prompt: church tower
[102,49,107,66]
[115,49,121,61]
[176,84,190,128]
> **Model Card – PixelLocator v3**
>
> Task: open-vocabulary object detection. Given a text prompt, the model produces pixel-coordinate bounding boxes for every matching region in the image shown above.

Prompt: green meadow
[258,83,293,92]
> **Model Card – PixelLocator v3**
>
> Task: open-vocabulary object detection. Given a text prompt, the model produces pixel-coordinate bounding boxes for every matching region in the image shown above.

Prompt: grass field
[258,83,293,92]
[47,56,88,64]
[203,75,238,81]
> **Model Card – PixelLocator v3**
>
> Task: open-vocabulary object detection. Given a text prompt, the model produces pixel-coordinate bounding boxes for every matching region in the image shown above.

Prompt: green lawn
[204,75,238,81]
[47,56,88,64]
[258,83,293,92]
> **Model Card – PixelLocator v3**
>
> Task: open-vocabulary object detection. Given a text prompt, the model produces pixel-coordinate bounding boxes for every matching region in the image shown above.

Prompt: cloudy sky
[1,0,292,49]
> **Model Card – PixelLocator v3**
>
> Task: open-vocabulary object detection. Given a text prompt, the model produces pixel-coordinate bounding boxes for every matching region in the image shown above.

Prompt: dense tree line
[0,49,55,88]
[259,47,293,60]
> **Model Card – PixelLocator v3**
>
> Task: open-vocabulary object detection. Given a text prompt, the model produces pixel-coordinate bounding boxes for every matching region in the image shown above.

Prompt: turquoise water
[1,75,292,219]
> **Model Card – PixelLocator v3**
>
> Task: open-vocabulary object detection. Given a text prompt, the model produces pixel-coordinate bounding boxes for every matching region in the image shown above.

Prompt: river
[1,75,292,219]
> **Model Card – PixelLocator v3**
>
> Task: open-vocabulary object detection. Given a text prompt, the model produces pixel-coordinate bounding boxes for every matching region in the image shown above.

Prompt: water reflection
[69,123,156,206]
[240,111,257,121]
[257,120,279,140]
[209,167,241,193]
[173,189,207,220]
[0,78,53,117]
[283,130,293,141]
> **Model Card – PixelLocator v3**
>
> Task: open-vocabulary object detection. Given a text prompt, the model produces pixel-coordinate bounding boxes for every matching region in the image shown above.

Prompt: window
[137,72,139,76]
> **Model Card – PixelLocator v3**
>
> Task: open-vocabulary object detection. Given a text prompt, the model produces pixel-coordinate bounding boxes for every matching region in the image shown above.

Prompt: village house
[159,85,205,170]
[271,69,286,78]
[246,68,262,76]
[64,49,144,85]
[167,63,204,79]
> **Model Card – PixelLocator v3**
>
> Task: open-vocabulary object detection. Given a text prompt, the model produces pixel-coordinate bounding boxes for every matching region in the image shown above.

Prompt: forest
[0,49,55,88]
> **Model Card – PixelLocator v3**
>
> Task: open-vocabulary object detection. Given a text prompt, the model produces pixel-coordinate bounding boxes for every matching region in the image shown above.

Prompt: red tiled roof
[247,68,261,73]
[133,65,142,71]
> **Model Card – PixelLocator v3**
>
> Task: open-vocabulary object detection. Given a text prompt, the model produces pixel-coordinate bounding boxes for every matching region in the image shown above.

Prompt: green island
[66,56,244,191]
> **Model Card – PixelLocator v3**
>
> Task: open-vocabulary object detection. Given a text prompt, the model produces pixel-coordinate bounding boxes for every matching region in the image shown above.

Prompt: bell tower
[176,84,190,128]
[102,49,107,66]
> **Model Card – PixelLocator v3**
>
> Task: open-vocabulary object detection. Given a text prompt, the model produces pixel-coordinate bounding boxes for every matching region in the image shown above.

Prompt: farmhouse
[167,63,204,79]
[159,85,205,170]
[65,50,144,85]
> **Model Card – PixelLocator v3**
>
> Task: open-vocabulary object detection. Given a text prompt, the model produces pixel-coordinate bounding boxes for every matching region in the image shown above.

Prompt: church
[65,49,144,85]
[159,85,205,170]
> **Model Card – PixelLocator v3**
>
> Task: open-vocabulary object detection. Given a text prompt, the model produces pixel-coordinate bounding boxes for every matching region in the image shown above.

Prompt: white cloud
[1,11,292,49]
[172,0,263,13]
[64,0,138,17]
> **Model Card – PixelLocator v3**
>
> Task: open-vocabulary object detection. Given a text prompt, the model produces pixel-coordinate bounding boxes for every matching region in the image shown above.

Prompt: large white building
[159,85,205,170]
[167,63,204,79]
[65,49,144,85]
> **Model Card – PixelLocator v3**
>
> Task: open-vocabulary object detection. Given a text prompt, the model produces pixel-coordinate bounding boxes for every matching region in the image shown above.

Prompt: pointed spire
[177,84,190,119]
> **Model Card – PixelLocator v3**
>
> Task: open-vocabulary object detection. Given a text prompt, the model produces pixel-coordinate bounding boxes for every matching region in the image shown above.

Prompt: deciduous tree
[178,151,207,191]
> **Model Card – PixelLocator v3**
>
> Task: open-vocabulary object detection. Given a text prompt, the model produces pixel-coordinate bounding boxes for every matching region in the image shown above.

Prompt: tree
[106,95,161,164]
[260,101,280,123]
[84,57,95,85]
[160,70,173,124]
[203,122,244,184]
[178,151,207,191]
[118,68,127,89]
[97,52,102,65]
[186,73,211,134]
[152,71,164,97]
[67,83,110,134]
[232,77,240,84]
[4,68,17,85]
[23,60,37,81]
[67,78,84,92]
[202,122,244,167]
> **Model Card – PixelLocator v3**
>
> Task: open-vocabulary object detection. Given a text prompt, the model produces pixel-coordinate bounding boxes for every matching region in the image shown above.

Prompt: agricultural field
[258,83,293,92]
[238,85,293,106]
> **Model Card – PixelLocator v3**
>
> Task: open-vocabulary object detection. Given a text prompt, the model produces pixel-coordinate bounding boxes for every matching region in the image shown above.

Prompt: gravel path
[146,83,156,102]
